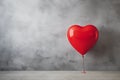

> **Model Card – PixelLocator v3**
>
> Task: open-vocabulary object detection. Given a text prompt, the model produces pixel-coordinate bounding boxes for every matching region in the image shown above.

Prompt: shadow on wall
[90,25,120,65]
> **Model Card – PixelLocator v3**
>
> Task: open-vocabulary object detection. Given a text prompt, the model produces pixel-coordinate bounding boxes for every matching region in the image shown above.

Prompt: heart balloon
[67,25,99,55]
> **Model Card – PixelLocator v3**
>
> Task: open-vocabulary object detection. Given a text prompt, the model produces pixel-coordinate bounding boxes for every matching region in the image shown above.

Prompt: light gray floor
[0,71,119,80]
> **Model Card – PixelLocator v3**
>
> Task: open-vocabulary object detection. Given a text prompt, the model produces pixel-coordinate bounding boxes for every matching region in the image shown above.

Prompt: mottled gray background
[0,0,120,71]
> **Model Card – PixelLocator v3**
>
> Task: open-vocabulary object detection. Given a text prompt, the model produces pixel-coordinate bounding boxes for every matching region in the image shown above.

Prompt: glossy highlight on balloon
[67,24,99,55]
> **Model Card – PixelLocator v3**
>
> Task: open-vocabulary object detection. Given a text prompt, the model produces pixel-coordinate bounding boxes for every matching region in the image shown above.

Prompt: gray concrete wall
[0,0,120,70]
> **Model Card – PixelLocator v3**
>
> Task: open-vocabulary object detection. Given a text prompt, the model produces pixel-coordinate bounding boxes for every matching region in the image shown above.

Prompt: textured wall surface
[0,0,120,71]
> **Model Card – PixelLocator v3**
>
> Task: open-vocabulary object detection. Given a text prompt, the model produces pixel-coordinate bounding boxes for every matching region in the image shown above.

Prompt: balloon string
[82,55,86,73]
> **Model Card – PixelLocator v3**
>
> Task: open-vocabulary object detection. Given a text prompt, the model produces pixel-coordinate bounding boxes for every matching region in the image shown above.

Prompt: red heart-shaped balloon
[67,25,99,55]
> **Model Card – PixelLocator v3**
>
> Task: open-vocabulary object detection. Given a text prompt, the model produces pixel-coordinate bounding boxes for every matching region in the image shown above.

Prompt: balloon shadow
[89,26,120,63]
